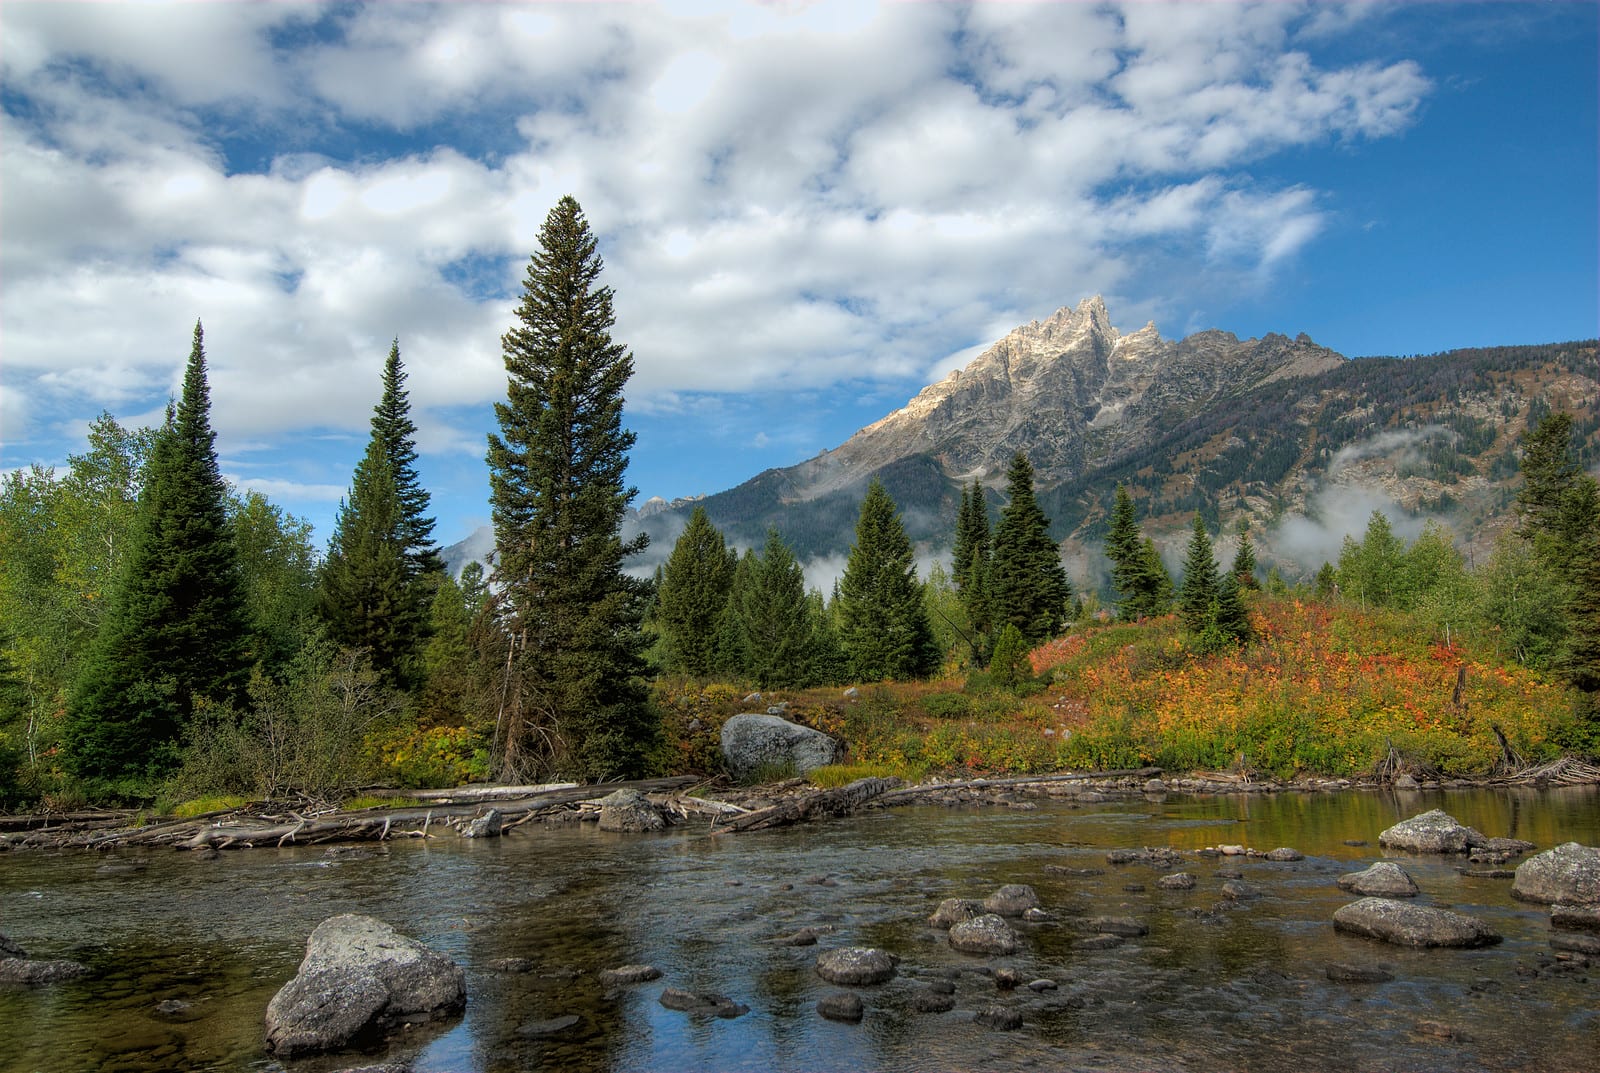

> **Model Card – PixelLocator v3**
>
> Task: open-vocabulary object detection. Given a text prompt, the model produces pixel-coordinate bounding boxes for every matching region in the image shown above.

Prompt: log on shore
[878,768,1163,804]
[718,777,902,833]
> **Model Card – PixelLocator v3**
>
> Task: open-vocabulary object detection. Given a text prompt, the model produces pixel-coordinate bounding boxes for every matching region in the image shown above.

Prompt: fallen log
[877,768,1162,804]
[718,777,902,833]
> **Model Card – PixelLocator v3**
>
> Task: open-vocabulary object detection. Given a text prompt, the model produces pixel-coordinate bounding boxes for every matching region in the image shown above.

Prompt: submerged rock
[0,958,89,985]
[949,914,1019,956]
[1551,904,1600,933]
[597,789,666,833]
[1265,848,1304,862]
[658,988,749,1018]
[914,990,955,1013]
[815,947,897,985]
[1337,862,1421,898]
[0,933,26,960]
[1326,962,1394,983]
[264,915,466,1058]
[1157,872,1197,891]
[1332,898,1501,948]
[928,898,985,929]
[1107,847,1184,868]
[1512,842,1600,905]
[816,992,864,1022]
[983,884,1040,917]
[1080,916,1148,937]
[598,965,661,985]
[974,1005,1023,1030]
[518,1014,581,1037]
[1378,810,1482,854]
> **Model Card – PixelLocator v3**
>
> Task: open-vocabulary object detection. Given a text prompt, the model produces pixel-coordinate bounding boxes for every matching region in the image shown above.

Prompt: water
[2,786,1597,1073]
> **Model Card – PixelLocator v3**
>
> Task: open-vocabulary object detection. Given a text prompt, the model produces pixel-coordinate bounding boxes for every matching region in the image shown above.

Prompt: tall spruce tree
[1231,523,1259,589]
[952,479,993,640]
[1178,514,1220,634]
[988,453,1071,643]
[837,480,938,681]
[373,340,442,579]
[1129,536,1174,618]
[65,322,250,791]
[731,529,819,689]
[1106,483,1164,619]
[656,506,737,677]
[486,195,657,780]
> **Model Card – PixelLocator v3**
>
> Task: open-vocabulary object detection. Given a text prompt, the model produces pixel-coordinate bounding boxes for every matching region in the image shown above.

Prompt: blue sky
[2,1,1596,553]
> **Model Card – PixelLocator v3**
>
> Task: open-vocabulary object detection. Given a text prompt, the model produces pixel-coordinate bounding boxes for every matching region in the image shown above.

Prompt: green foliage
[655,507,737,676]
[1336,510,1406,608]
[169,794,246,818]
[728,529,825,689]
[1231,524,1259,589]
[373,340,442,579]
[66,324,250,796]
[1178,514,1220,633]
[1105,484,1172,619]
[230,491,319,674]
[369,724,491,789]
[988,453,1072,644]
[805,760,925,788]
[837,480,938,681]
[952,480,992,639]
[922,561,977,670]
[486,196,658,781]
[987,623,1032,692]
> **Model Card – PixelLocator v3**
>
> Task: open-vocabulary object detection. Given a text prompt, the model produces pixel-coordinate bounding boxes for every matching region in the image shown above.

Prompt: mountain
[450,297,1598,587]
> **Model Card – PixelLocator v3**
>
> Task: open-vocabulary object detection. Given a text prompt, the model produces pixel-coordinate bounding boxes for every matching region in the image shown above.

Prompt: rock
[487,958,534,974]
[743,693,763,704]
[597,789,667,833]
[1074,934,1124,950]
[928,898,985,929]
[1326,962,1394,983]
[992,968,1020,990]
[1265,848,1304,862]
[155,999,192,1015]
[915,990,955,1013]
[1106,847,1184,868]
[0,933,25,960]
[518,1014,581,1037]
[1021,907,1052,922]
[1220,880,1261,901]
[331,1065,411,1073]
[843,687,860,700]
[1337,862,1420,898]
[1027,978,1057,992]
[983,884,1040,917]
[0,958,89,985]
[1393,773,1419,790]
[264,915,466,1058]
[1332,898,1502,948]
[974,1005,1023,1030]
[1044,865,1105,877]
[1218,844,1247,856]
[598,965,661,985]
[1414,1020,1470,1041]
[659,988,748,1018]
[949,914,1019,956]
[1378,809,1483,854]
[1552,904,1600,933]
[775,928,820,947]
[1457,867,1515,879]
[816,992,864,1022]
[1157,872,1197,890]
[1550,932,1600,955]
[719,713,843,781]
[1144,778,1167,793]
[1474,836,1536,857]
[766,702,790,715]
[815,948,897,985]
[463,809,502,839]
[1512,842,1600,905]
[1081,916,1148,937]
[1344,839,1368,847]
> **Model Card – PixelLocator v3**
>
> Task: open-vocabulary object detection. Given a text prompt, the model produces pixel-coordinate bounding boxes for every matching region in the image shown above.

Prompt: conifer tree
[1128,536,1174,618]
[988,453,1071,643]
[715,550,757,676]
[952,479,993,640]
[65,322,250,791]
[732,529,818,689]
[1107,483,1171,619]
[837,480,938,681]
[486,196,657,780]
[656,507,737,677]
[373,340,442,579]
[1178,514,1220,634]
[1212,571,1253,645]
[1231,523,1259,589]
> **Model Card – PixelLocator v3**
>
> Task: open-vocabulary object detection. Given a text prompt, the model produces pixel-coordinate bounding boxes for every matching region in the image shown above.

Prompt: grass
[169,795,248,818]
[805,760,928,788]
[341,794,417,811]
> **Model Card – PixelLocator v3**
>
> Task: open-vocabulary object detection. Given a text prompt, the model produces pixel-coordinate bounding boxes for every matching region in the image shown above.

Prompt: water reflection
[0,785,1595,1073]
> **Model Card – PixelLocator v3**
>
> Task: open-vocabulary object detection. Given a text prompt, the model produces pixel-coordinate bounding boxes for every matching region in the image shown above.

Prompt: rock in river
[928,898,985,929]
[597,789,666,833]
[817,992,865,1022]
[1512,842,1600,905]
[0,933,26,960]
[1332,898,1501,948]
[264,915,466,1058]
[720,713,843,781]
[659,988,748,1018]
[815,947,897,985]
[1337,862,1421,898]
[949,914,1019,956]
[983,884,1040,917]
[0,957,89,985]
[1378,810,1482,854]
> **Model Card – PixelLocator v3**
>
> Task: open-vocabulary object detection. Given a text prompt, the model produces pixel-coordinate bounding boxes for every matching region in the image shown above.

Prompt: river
[2,785,1596,1073]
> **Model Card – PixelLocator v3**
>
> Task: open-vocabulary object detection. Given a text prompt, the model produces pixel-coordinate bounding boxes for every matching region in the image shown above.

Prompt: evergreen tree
[988,623,1031,692]
[372,340,442,579]
[732,529,818,689]
[656,507,737,676]
[1517,413,1582,544]
[1212,571,1253,645]
[952,479,992,640]
[715,550,757,676]
[486,196,657,780]
[1105,483,1142,610]
[1178,514,1220,633]
[837,480,938,681]
[989,453,1071,643]
[1128,537,1174,618]
[318,441,423,688]
[1231,523,1259,590]
[1336,511,1405,608]
[65,322,250,791]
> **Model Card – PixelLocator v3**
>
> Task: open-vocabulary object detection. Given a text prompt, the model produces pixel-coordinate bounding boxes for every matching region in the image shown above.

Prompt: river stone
[974,1005,1023,1030]
[1512,842,1600,905]
[264,914,466,1058]
[1075,934,1124,950]
[0,958,89,985]
[949,914,1019,956]
[1378,809,1483,854]
[928,898,985,929]
[1266,848,1304,862]
[518,1014,581,1037]
[1394,773,1420,790]
[0,933,25,960]
[1221,880,1261,901]
[1158,872,1197,890]
[597,789,667,833]
[1551,904,1600,933]
[1144,778,1167,793]
[983,884,1040,917]
[1550,932,1600,955]
[816,992,865,1022]
[1332,898,1502,948]
[462,809,502,839]
[775,927,820,946]
[1326,962,1394,983]
[1338,862,1421,898]
[915,990,955,1013]
[720,713,843,781]
[1107,847,1184,868]
[1081,916,1148,937]
[815,947,897,985]
[599,965,661,985]
[658,988,748,1018]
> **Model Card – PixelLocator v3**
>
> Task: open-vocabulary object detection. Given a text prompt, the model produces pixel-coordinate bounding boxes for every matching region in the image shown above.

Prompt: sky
[2,1,1596,554]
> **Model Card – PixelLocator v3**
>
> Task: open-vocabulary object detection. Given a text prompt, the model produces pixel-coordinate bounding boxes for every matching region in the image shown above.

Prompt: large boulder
[983,884,1040,917]
[0,958,89,985]
[1337,862,1421,898]
[948,914,1019,955]
[815,947,897,985]
[265,915,466,1058]
[1332,898,1501,948]
[1512,842,1600,905]
[597,789,667,833]
[928,898,985,929]
[720,713,843,781]
[1378,810,1483,854]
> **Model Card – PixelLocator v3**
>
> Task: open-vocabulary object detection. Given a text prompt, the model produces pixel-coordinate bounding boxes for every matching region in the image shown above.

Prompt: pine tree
[952,480,993,642]
[65,322,250,792]
[732,529,818,689]
[715,550,757,676]
[1212,571,1252,645]
[1106,483,1142,610]
[837,480,938,681]
[486,196,657,780]
[1231,523,1259,590]
[656,507,737,677]
[373,340,442,579]
[1128,536,1174,618]
[1178,514,1220,634]
[988,453,1071,644]
[1517,413,1582,543]
[1337,510,1405,608]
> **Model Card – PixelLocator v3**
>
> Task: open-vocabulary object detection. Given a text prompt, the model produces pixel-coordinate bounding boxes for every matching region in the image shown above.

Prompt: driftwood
[877,768,1162,804]
[718,777,903,833]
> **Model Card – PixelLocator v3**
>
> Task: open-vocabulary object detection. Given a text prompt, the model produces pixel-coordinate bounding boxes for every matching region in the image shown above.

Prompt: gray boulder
[1337,862,1421,898]
[0,958,89,985]
[949,914,1019,955]
[264,915,465,1058]
[1551,904,1600,933]
[1157,872,1196,890]
[599,964,661,985]
[1332,898,1501,948]
[720,713,842,781]
[815,947,897,985]
[1378,810,1482,854]
[1512,842,1600,905]
[597,789,666,833]
[928,898,985,929]
[816,992,865,1022]
[983,884,1040,917]
[462,809,502,839]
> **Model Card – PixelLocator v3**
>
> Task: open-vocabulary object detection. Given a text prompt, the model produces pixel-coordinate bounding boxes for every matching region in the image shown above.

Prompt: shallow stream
[2,785,1596,1073]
